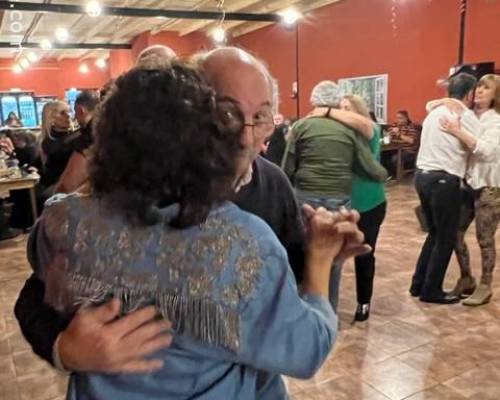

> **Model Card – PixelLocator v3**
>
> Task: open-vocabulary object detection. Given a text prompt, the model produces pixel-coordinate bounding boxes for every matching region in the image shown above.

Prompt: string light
[55,27,69,42]
[79,63,89,74]
[279,8,302,26]
[86,1,102,17]
[40,39,52,50]
[95,58,107,69]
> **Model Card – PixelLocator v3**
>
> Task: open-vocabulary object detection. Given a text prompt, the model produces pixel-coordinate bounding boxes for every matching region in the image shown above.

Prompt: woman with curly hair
[27,63,350,399]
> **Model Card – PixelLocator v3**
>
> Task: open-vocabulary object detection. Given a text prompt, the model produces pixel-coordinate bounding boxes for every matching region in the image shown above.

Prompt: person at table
[382,110,421,177]
[282,80,387,311]
[410,72,480,304]
[5,111,23,128]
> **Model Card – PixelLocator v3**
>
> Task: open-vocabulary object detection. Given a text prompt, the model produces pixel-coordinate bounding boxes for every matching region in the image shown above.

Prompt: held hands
[302,204,370,265]
[58,299,173,373]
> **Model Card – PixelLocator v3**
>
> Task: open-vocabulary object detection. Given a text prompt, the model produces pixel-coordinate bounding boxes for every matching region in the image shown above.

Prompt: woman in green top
[341,95,387,322]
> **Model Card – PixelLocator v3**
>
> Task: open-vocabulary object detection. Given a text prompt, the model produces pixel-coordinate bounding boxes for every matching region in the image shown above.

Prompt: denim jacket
[28,193,337,400]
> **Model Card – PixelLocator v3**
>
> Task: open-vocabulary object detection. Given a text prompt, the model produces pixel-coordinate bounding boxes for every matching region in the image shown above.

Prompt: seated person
[27,64,349,399]
[382,110,421,176]
[5,112,23,128]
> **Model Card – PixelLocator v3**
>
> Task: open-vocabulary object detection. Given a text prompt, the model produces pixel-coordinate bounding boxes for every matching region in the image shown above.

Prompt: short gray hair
[310,80,341,107]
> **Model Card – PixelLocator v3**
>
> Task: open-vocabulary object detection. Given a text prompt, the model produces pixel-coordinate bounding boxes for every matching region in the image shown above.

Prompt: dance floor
[1,181,499,400]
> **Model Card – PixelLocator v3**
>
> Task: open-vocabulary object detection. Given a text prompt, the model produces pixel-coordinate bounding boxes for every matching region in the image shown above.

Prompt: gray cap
[310,80,341,107]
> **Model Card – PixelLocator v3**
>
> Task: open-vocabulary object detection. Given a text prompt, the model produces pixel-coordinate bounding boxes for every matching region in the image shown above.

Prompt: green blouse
[351,125,386,212]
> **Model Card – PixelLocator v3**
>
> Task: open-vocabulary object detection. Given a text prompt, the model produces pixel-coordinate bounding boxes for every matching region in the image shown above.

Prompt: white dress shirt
[467,109,500,189]
[417,101,482,178]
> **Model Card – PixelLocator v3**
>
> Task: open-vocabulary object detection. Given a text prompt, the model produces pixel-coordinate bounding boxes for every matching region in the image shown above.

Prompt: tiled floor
[1,181,499,400]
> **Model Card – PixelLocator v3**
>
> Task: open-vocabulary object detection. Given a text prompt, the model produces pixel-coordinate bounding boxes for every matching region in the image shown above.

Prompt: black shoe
[409,285,421,297]
[419,294,460,304]
[354,303,370,322]
[0,227,22,241]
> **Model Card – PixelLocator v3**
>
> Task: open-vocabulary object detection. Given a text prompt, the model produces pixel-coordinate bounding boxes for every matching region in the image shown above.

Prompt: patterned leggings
[456,187,500,285]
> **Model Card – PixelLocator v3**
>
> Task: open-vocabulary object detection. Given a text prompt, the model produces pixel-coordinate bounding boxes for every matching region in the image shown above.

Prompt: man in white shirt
[410,72,480,304]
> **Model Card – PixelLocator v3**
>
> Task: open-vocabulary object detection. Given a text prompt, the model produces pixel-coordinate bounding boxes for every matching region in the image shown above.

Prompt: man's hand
[58,299,173,373]
[333,208,371,263]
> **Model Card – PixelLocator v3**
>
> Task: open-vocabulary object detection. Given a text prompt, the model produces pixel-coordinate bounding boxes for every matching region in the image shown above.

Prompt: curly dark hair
[89,63,245,228]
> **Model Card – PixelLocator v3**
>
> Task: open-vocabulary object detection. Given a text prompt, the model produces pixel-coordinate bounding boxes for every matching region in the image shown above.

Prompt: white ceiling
[0,0,341,60]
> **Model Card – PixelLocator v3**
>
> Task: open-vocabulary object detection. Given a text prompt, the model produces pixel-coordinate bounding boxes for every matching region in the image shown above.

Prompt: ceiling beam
[0,42,131,49]
[0,2,281,22]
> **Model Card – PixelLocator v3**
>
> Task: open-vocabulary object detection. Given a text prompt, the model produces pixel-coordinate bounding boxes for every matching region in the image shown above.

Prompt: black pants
[355,201,387,304]
[412,170,461,299]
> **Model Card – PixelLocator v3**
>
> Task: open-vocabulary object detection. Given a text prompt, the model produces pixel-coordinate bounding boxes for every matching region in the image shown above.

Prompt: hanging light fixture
[86,1,102,17]
[279,8,302,26]
[40,39,53,50]
[79,63,90,74]
[212,27,226,44]
[95,58,107,69]
[55,27,70,42]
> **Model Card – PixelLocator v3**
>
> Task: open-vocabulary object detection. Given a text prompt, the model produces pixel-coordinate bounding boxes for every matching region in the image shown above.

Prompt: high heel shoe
[354,303,370,322]
[462,284,492,306]
[451,276,477,298]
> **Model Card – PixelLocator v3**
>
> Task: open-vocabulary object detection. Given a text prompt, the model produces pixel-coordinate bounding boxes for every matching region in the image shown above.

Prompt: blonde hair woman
[440,74,500,305]
[340,95,386,321]
[38,100,79,201]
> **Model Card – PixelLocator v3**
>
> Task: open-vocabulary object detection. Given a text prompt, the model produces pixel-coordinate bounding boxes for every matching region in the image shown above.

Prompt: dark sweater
[15,156,306,365]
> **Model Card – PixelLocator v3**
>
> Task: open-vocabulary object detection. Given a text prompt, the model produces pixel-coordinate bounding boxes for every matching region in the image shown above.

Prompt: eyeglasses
[243,121,275,139]
[216,99,275,138]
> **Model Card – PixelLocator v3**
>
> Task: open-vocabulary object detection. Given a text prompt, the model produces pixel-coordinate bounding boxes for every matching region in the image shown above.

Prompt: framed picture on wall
[338,74,388,123]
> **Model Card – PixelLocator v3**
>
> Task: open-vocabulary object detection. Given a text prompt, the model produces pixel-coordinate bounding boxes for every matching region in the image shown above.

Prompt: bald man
[14,47,367,375]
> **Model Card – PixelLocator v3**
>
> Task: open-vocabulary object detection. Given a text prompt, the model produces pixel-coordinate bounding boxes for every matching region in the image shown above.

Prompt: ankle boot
[451,276,477,298]
[462,284,492,306]
[354,303,370,322]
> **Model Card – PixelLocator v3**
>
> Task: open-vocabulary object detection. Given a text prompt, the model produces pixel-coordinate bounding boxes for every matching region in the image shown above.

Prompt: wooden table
[381,142,414,180]
[0,175,40,221]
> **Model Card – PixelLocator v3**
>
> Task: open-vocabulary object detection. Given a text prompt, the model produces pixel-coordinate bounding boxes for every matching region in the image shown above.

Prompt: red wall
[235,0,500,122]
[0,58,110,99]
[465,0,500,66]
